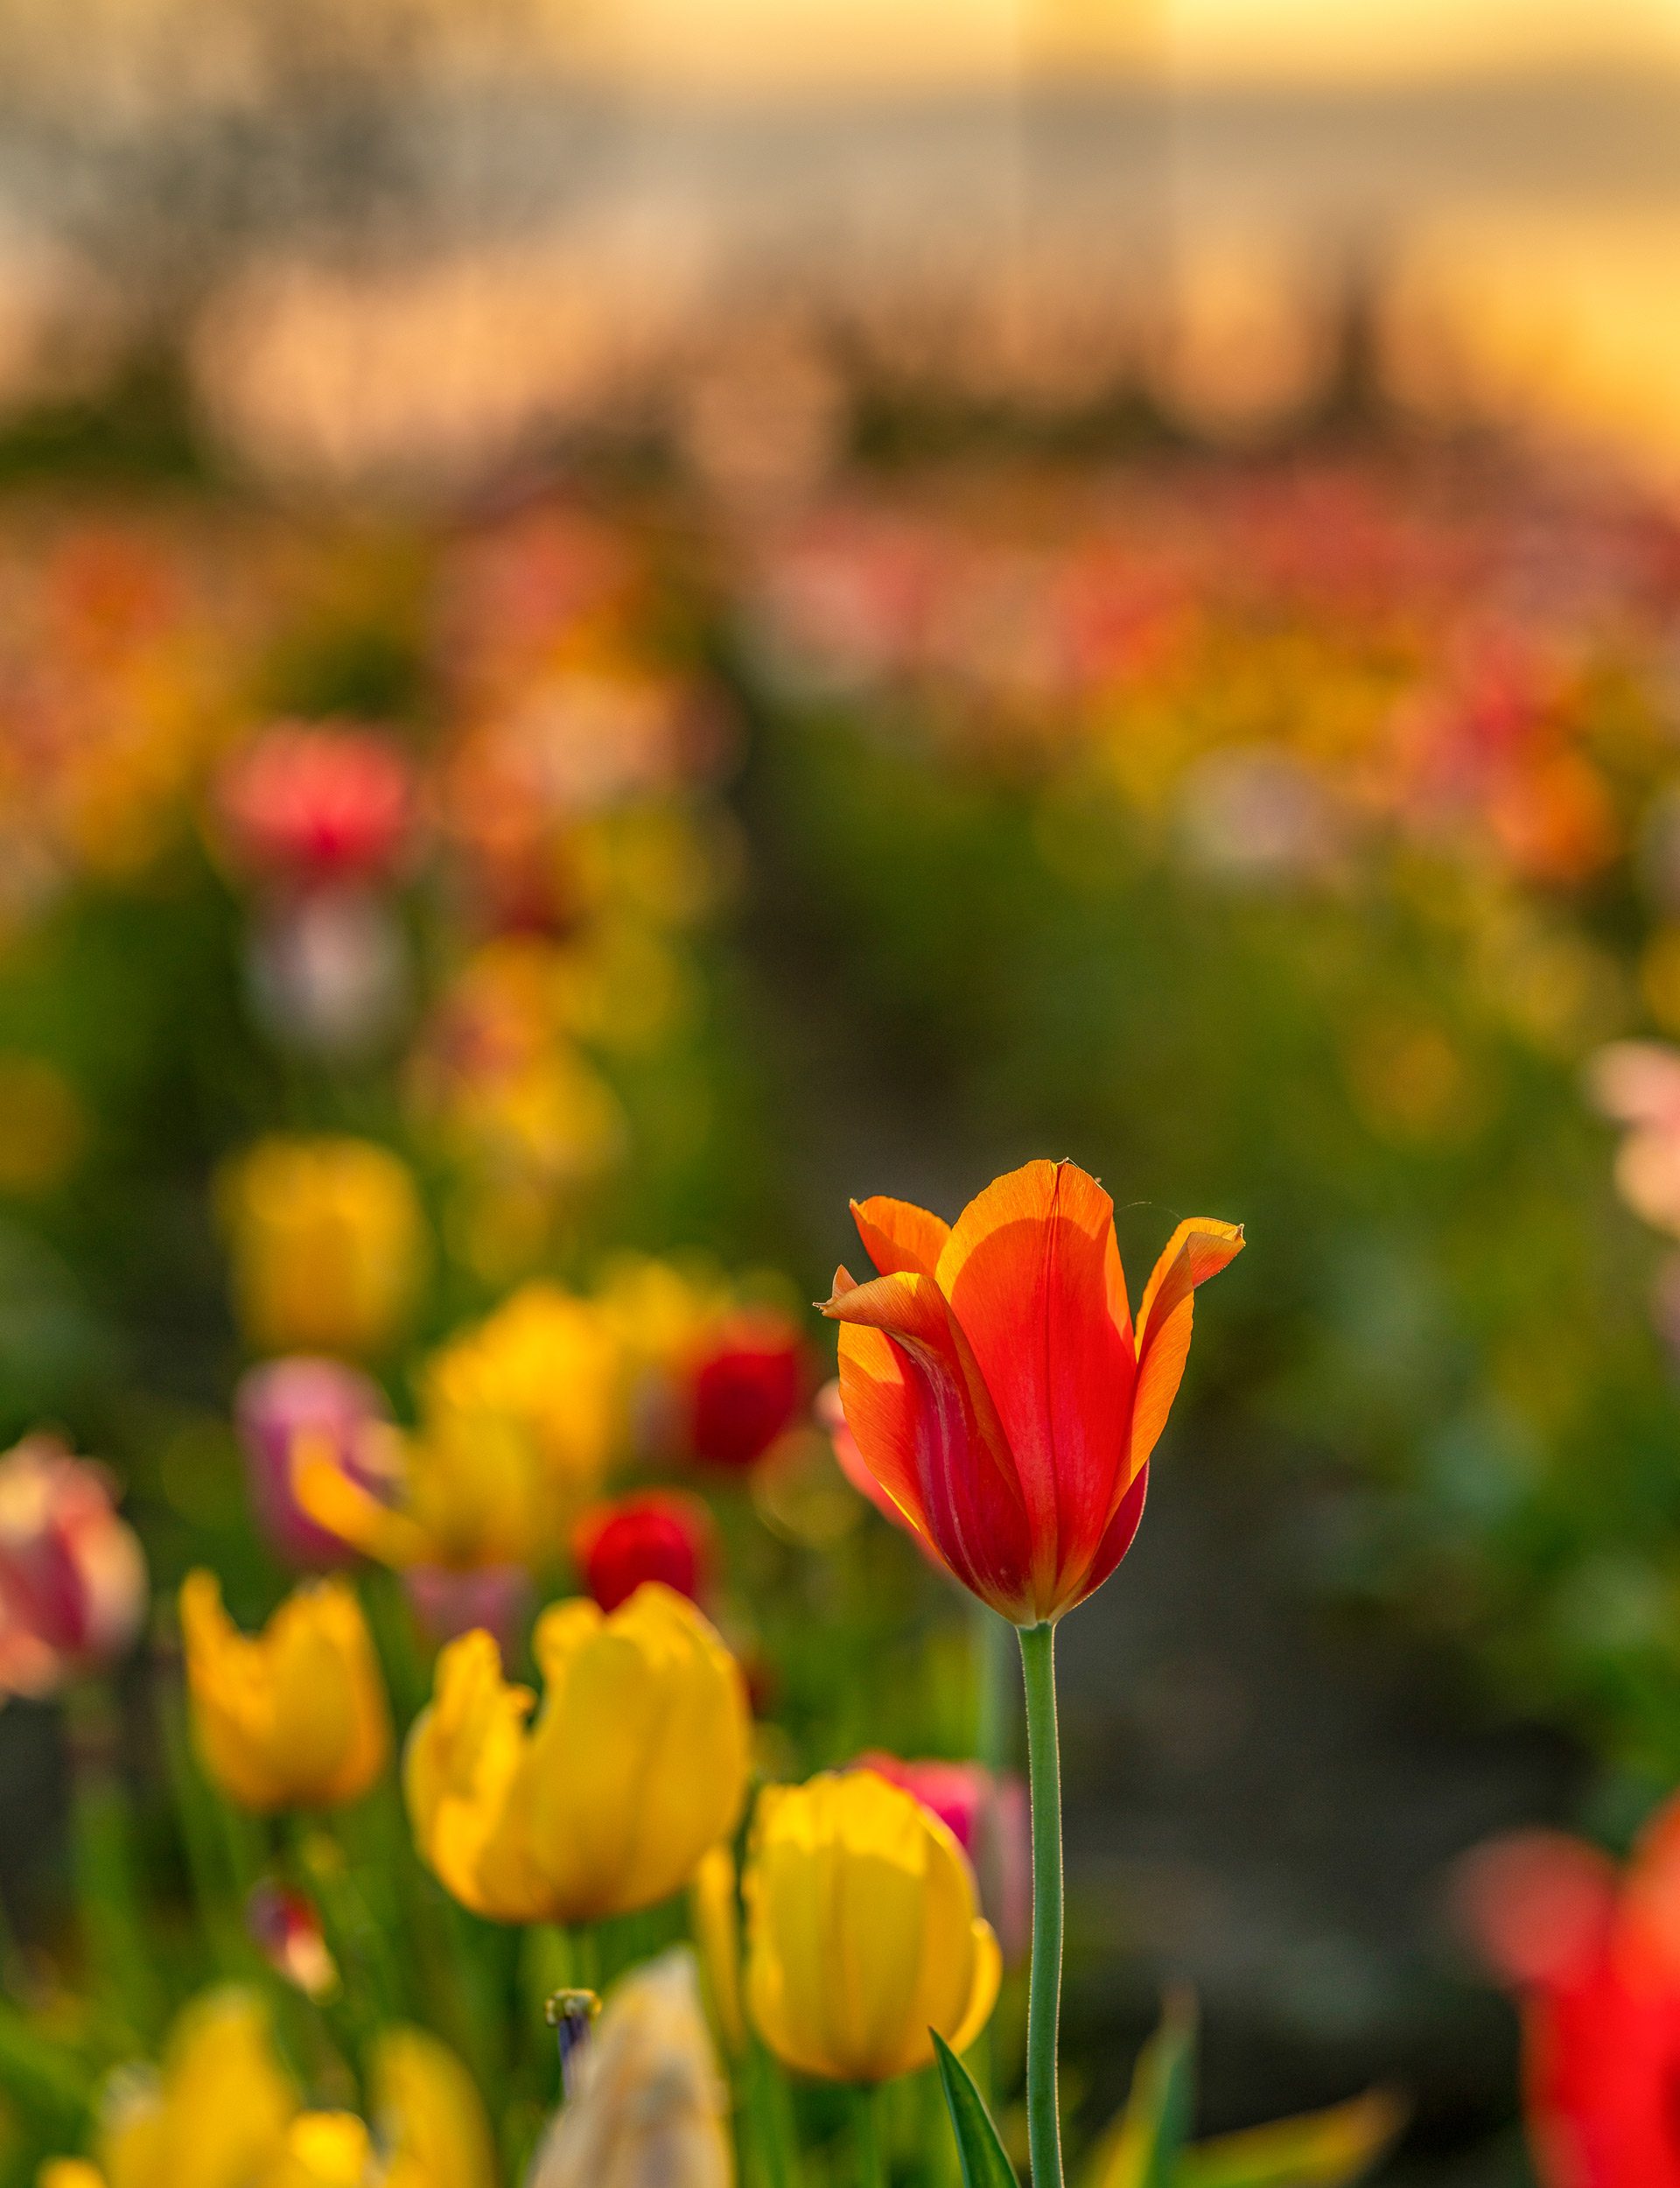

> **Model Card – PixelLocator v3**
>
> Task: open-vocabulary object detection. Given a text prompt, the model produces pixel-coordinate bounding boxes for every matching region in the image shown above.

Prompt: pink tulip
[234,1357,396,1568]
[0,1436,146,1700]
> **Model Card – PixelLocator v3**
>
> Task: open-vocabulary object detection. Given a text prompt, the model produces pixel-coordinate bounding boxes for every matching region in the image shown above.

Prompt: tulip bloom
[528,1952,732,2188]
[821,1159,1242,1625]
[572,1491,714,1613]
[686,1312,807,1470]
[0,1436,146,1701]
[744,1768,1000,2084]
[856,1752,1031,1964]
[220,1137,428,1359]
[405,1583,750,1925]
[180,1572,391,1813]
[296,1284,626,1577]
[1459,1798,1680,2188]
[39,1988,493,2188]
[214,724,416,895]
[234,1357,396,1569]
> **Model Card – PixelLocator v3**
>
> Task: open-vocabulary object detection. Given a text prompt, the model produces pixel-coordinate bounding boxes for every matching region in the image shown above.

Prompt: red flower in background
[821,1160,1242,1625]
[1459,1799,1680,2187]
[215,723,416,894]
[573,1490,715,1613]
[0,1436,147,1699]
[687,1311,807,1470]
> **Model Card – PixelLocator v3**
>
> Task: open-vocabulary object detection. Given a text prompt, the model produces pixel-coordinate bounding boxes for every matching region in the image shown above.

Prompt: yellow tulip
[422,1283,626,1511]
[90,1989,298,2188]
[36,1991,494,2188]
[405,1583,750,1924]
[368,2028,496,2188]
[744,1769,1001,2085]
[180,1571,390,1813]
[527,1951,732,2188]
[262,2118,370,2188]
[297,1283,627,1574]
[220,1136,427,1357]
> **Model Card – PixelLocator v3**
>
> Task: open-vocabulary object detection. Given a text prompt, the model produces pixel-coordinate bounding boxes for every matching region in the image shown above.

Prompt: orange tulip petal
[850,1196,952,1281]
[824,1269,1032,1616]
[1130,1218,1244,1476]
[935,1160,1135,1611]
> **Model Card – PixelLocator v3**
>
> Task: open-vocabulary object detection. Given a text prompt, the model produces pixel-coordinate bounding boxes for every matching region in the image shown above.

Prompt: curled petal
[1130,1218,1245,1477]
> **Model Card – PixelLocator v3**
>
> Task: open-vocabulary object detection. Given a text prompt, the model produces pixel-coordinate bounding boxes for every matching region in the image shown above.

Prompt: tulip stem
[1018,1620,1063,2188]
[851,2085,886,2188]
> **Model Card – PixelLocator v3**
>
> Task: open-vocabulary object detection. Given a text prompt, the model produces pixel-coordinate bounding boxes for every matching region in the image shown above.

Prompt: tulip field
[5,440,1680,2188]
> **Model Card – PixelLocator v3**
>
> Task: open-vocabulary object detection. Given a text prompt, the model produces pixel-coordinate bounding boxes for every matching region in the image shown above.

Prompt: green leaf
[1176,2090,1404,2188]
[1085,1989,1198,2188]
[934,2030,1020,2188]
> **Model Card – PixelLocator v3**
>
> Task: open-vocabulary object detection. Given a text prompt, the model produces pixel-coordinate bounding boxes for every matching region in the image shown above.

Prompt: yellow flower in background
[180,1571,390,1813]
[368,2029,496,2188]
[262,2118,370,2188]
[405,1584,751,1925]
[744,1769,1000,2085]
[66,1988,298,2188]
[527,1952,732,2188]
[420,1282,626,1515]
[36,1991,493,2188]
[220,1136,427,1357]
[296,1281,628,1574]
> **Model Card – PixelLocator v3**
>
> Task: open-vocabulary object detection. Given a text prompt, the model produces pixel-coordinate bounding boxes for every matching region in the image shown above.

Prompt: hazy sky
[583,0,1680,90]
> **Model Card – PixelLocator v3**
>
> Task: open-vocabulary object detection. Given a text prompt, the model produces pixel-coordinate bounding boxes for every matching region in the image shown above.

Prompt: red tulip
[687,1312,807,1470]
[821,1159,1242,1624]
[0,1436,147,1699]
[215,723,416,894]
[572,1491,714,1614]
[1459,1801,1680,2188]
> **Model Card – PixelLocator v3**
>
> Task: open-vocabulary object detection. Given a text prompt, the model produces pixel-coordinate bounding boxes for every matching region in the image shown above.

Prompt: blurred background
[8,3,1680,2182]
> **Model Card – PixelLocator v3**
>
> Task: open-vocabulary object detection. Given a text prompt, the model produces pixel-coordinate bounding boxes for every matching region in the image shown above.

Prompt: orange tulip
[821,1159,1242,1625]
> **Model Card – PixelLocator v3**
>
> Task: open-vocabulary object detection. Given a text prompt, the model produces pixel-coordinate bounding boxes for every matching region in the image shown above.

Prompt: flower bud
[572,1491,714,1614]
[0,1436,145,1701]
[744,1768,999,2084]
[234,1357,396,1569]
[180,1571,391,1813]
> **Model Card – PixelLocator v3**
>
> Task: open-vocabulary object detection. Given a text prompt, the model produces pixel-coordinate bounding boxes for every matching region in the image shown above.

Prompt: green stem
[1018,1621,1063,2188]
[851,2083,886,2188]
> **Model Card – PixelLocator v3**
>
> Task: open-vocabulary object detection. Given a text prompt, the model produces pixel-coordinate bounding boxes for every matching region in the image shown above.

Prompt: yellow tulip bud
[744,1769,1001,2085]
[97,1989,298,2188]
[405,1583,750,1925]
[180,1571,391,1813]
[368,2027,496,2188]
[263,2117,370,2188]
[220,1136,427,1358]
[37,1992,490,2188]
[527,1951,732,2188]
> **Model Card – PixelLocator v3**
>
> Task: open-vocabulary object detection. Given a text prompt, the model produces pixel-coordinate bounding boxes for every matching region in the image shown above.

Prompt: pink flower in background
[0,1435,146,1700]
[857,1750,1031,1963]
[234,1357,397,1568]
[247,1878,338,2001]
[215,722,417,895]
